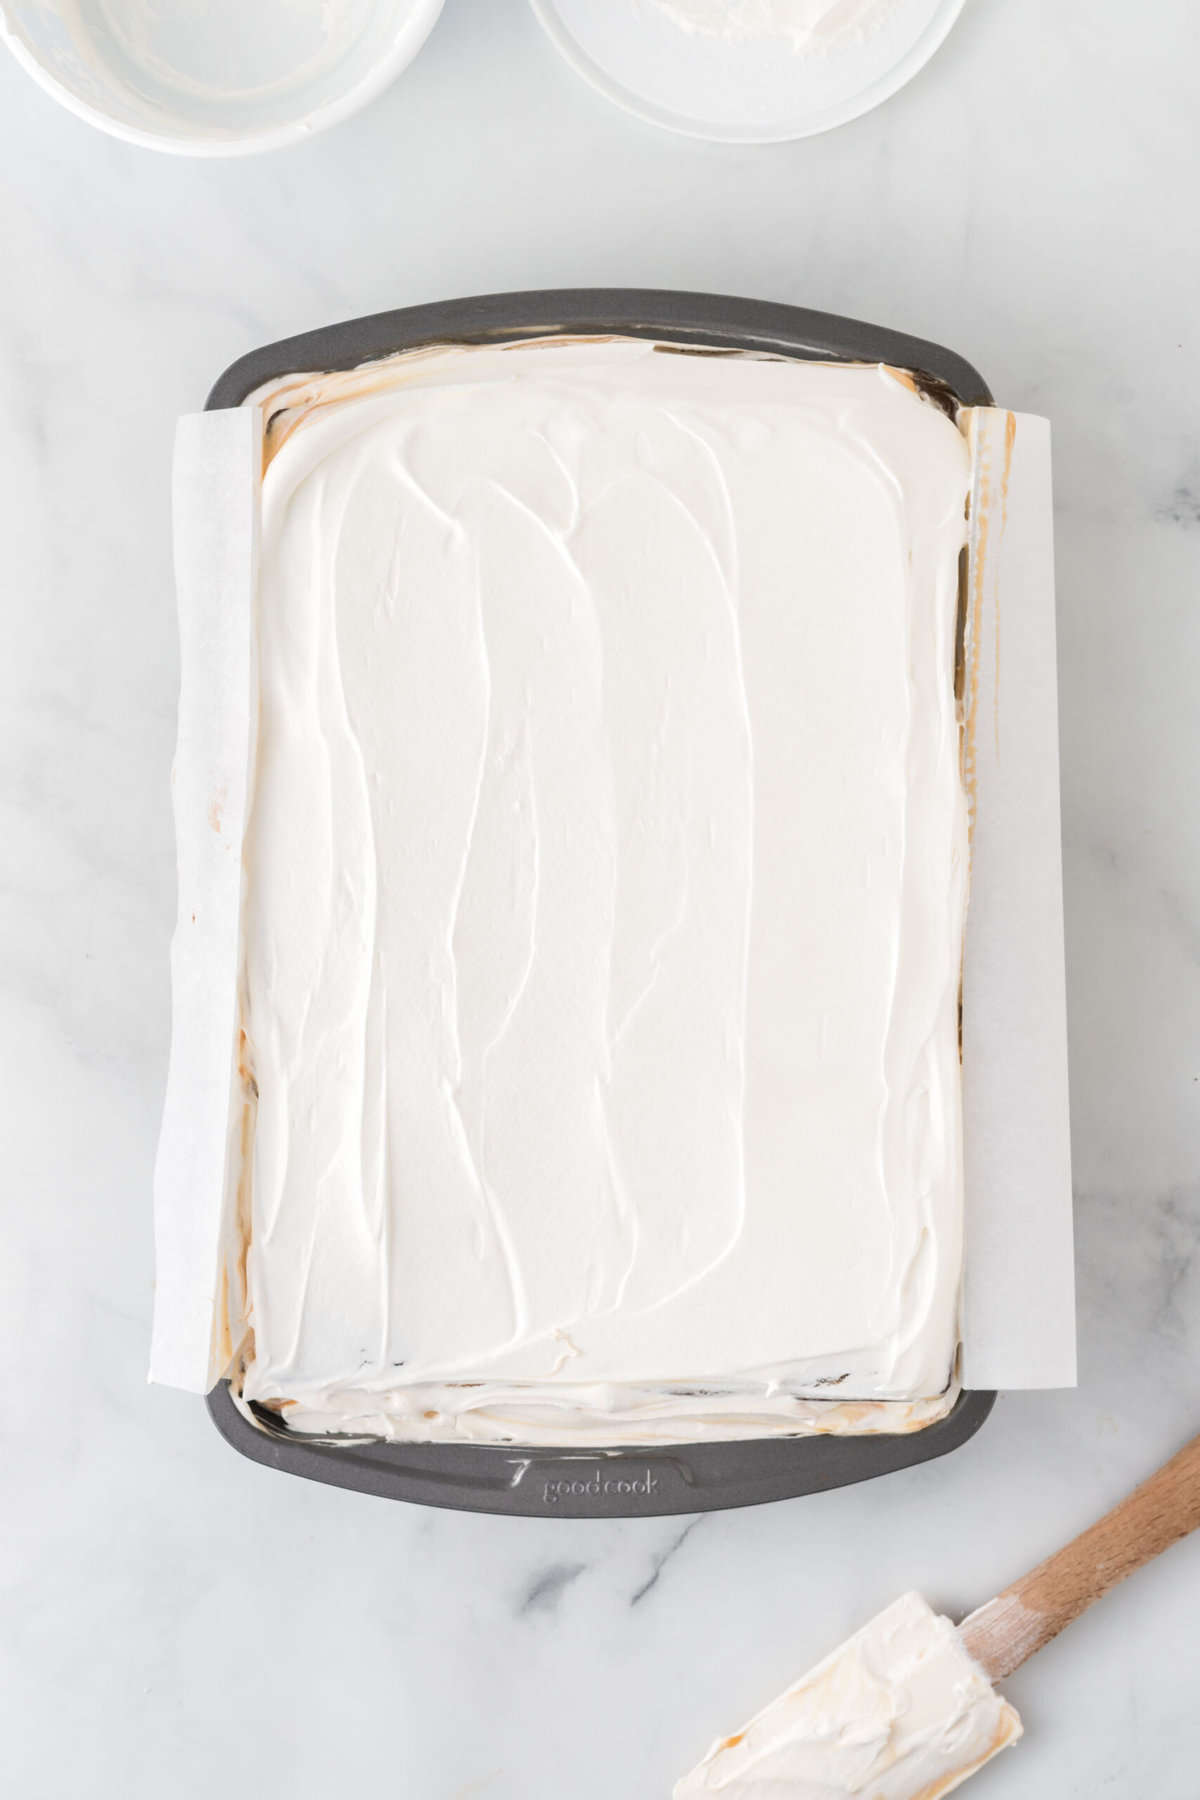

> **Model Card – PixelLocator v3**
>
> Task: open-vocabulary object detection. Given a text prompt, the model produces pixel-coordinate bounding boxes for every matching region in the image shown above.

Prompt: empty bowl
[0,0,445,155]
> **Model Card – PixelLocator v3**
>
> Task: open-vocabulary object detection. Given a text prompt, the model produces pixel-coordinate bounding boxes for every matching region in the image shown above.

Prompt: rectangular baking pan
[204,288,995,1516]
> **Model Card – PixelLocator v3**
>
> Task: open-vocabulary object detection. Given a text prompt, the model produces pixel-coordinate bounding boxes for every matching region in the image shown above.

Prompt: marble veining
[519,1561,588,1617]
[631,1516,707,1606]
[1,0,1198,1796]
[1156,481,1200,528]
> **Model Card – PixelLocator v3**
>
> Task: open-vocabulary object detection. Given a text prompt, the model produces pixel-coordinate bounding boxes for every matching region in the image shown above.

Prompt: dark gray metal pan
[203,288,995,1516]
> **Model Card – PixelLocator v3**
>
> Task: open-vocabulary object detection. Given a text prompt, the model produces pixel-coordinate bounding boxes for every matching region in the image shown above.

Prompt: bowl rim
[526,0,968,146]
[0,0,445,157]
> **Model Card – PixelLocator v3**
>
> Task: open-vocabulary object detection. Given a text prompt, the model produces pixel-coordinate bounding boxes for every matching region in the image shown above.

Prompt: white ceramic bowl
[0,0,444,156]
[529,0,966,144]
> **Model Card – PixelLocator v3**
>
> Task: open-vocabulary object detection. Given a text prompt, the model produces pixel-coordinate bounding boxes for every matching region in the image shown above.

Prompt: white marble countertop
[2,2,1197,1794]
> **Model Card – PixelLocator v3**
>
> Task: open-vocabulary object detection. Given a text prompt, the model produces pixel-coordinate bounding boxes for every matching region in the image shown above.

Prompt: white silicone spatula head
[675,1430,1200,1797]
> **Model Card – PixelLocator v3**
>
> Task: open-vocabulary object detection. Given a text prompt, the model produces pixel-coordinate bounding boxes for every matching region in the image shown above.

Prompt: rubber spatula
[674,1430,1200,1797]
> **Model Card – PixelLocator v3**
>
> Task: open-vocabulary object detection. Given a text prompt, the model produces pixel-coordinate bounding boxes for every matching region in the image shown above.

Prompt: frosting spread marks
[235,340,970,1443]
[673,1591,1022,1798]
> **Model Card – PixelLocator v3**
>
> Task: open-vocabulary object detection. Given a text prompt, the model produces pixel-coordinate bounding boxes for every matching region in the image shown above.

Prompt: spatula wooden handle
[960,1430,1200,1682]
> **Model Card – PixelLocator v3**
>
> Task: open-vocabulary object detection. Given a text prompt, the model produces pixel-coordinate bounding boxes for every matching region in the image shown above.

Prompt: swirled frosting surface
[236,340,970,1443]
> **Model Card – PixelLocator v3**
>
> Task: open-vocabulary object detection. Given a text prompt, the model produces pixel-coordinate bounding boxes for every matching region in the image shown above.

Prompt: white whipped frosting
[650,0,900,56]
[234,339,970,1444]
[674,1591,1022,1798]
